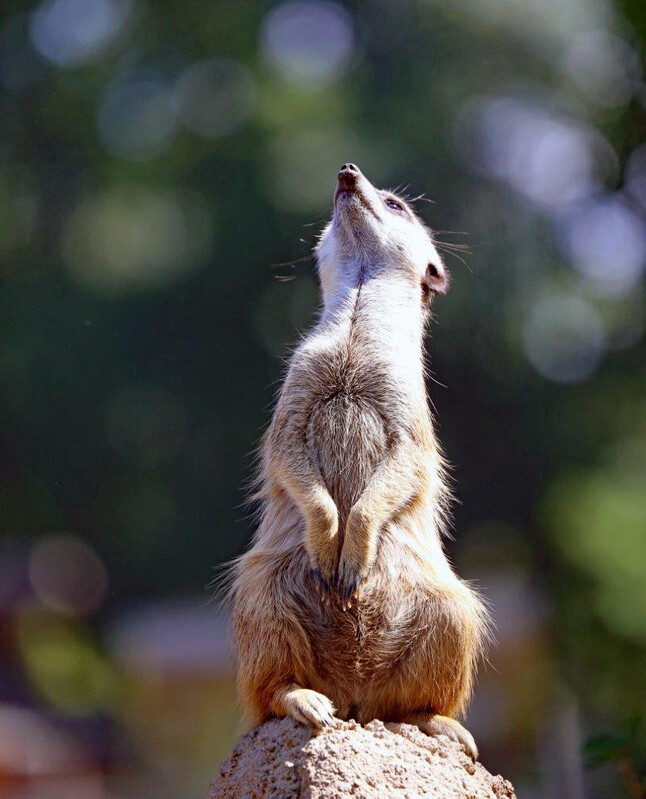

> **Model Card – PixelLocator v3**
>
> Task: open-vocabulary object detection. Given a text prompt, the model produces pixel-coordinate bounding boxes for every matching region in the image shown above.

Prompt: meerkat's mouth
[334,186,353,203]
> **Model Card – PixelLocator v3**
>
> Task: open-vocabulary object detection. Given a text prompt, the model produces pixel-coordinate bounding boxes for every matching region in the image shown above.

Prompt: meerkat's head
[315,163,448,307]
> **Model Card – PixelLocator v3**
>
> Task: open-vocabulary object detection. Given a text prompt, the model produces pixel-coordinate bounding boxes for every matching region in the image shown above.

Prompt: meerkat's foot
[276,685,336,729]
[406,713,478,760]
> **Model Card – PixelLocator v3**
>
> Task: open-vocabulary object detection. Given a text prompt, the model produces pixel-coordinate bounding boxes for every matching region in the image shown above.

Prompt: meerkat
[231,163,489,759]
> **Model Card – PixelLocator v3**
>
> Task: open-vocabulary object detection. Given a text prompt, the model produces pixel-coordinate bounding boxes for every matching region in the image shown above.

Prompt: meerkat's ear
[423,261,449,296]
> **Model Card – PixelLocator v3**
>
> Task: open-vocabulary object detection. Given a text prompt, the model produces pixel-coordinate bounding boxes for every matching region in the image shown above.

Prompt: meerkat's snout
[337,164,360,183]
[332,163,382,221]
[334,163,360,202]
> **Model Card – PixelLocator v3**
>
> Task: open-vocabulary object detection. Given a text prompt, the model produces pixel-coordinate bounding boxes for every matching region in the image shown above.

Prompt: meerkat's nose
[335,163,361,200]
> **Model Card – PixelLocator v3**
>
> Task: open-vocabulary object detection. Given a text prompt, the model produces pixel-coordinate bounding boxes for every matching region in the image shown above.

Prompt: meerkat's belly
[306,393,388,524]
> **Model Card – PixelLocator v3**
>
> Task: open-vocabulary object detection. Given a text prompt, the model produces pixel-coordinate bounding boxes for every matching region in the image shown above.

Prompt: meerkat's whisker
[436,247,472,272]
[435,241,471,252]
[271,254,315,268]
[410,194,436,205]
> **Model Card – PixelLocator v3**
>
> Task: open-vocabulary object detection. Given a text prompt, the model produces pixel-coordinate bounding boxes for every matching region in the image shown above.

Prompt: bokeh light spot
[261,0,355,88]
[29,0,130,68]
[62,187,215,294]
[522,293,606,383]
[16,611,116,715]
[455,96,617,209]
[28,534,108,617]
[556,196,646,296]
[563,31,641,109]
[0,705,88,775]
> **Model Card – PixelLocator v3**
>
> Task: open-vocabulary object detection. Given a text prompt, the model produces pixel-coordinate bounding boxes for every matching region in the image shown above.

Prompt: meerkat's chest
[305,382,390,522]
[294,331,418,517]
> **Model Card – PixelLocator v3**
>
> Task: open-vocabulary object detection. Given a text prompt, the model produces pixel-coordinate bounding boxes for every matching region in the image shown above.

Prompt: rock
[208,718,516,799]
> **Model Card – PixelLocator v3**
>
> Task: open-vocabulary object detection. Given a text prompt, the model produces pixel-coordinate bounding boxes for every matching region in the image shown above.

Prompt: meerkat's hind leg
[272,684,337,729]
[404,712,478,760]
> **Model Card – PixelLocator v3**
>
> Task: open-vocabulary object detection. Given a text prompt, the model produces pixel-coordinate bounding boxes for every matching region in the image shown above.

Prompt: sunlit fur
[231,166,489,758]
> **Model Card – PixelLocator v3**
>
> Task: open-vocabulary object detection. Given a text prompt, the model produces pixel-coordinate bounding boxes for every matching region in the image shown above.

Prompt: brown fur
[230,165,489,758]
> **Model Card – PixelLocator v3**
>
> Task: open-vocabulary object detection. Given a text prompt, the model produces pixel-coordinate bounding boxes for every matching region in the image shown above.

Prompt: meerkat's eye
[384,197,405,213]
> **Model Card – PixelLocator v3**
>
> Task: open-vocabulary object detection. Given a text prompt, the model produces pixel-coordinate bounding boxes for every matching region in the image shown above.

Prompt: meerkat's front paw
[412,714,478,760]
[305,492,340,601]
[336,507,377,609]
[310,555,336,602]
[282,687,337,729]
[307,527,339,601]
[335,553,366,609]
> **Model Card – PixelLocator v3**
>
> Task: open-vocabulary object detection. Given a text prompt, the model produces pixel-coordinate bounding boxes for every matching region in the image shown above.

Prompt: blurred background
[0,0,644,796]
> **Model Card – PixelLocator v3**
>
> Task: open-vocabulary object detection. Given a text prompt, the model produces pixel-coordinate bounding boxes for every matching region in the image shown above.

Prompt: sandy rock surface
[209,717,516,799]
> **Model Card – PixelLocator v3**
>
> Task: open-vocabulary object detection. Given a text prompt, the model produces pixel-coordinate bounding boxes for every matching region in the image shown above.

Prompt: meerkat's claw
[411,714,478,761]
[282,687,336,730]
[336,571,361,610]
[311,567,334,602]
[346,578,359,599]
